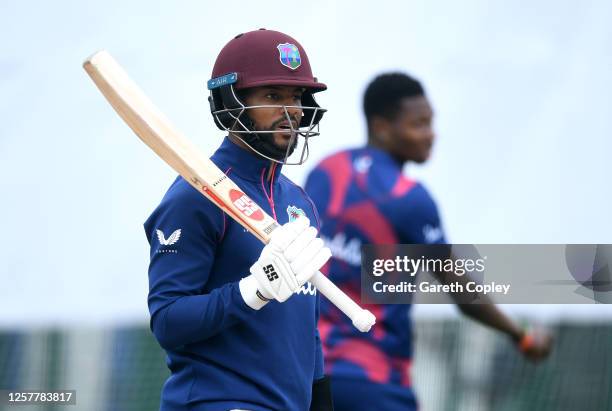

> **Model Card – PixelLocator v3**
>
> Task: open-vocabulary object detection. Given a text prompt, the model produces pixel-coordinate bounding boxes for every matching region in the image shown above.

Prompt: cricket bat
[83,50,375,332]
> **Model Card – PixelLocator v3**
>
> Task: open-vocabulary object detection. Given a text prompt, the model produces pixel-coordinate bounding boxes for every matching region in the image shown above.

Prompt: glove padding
[250,216,331,303]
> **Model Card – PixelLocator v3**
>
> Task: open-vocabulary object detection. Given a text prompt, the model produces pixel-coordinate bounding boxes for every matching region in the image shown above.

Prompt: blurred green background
[1,319,610,411]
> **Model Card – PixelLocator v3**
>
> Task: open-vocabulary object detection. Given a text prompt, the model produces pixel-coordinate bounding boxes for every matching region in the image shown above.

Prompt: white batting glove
[239,217,331,309]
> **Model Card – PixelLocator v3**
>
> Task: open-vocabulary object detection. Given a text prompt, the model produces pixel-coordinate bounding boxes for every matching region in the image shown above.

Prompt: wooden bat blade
[83,50,278,242]
[83,50,376,332]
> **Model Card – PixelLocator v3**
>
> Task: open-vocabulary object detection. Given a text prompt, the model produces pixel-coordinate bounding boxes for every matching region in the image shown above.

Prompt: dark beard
[236,111,300,161]
[256,131,299,161]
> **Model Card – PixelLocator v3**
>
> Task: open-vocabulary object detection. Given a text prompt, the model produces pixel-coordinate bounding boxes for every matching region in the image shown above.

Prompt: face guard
[208,29,327,165]
[208,74,326,165]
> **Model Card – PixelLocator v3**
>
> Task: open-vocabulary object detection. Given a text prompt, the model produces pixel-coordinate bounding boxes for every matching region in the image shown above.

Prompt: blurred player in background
[304,72,552,411]
[145,29,334,411]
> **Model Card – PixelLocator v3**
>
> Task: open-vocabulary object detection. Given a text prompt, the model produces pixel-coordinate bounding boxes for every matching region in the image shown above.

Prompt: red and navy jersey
[145,137,324,411]
[305,146,446,387]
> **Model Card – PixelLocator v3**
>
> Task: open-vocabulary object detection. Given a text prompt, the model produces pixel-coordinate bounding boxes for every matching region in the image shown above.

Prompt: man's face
[241,86,304,152]
[383,96,435,164]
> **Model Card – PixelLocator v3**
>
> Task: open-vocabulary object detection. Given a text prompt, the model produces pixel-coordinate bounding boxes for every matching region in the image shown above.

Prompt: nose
[281,99,302,121]
[287,106,302,120]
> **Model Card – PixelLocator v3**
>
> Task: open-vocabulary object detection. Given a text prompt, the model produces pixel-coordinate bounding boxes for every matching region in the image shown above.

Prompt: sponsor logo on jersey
[287,205,306,222]
[229,189,264,221]
[423,224,444,243]
[321,233,362,266]
[156,229,181,246]
[155,229,181,254]
[277,43,301,70]
[296,281,317,296]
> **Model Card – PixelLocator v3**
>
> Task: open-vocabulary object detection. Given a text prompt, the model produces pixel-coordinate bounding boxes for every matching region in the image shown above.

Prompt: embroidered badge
[287,205,306,222]
[277,43,301,70]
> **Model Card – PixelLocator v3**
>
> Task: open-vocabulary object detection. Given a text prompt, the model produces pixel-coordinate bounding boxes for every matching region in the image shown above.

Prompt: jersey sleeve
[144,179,257,350]
[395,183,447,244]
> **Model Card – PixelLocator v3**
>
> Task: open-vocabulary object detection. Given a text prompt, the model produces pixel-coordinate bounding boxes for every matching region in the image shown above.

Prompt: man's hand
[517,328,553,362]
[240,217,331,309]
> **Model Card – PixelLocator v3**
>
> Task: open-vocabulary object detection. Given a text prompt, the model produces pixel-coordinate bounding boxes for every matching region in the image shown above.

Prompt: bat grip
[310,271,376,332]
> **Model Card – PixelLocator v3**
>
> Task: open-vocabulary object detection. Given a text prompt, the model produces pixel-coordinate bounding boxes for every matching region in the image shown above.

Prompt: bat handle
[310,271,376,332]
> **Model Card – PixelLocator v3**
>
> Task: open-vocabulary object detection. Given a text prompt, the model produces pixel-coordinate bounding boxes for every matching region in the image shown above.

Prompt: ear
[369,116,392,147]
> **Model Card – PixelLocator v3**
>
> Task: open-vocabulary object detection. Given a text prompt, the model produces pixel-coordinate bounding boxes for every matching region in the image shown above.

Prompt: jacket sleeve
[144,181,257,350]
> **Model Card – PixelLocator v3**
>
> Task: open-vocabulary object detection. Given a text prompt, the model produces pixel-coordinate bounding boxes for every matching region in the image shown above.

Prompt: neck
[228,132,252,153]
[266,163,276,181]
[367,137,406,166]
[367,136,386,151]
[228,133,276,181]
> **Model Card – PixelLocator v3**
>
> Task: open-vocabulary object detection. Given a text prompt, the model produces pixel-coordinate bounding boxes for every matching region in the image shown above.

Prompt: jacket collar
[212,137,283,183]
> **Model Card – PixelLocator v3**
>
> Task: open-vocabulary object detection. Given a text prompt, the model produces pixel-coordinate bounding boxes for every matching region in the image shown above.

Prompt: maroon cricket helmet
[207,29,327,164]
[211,28,327,92]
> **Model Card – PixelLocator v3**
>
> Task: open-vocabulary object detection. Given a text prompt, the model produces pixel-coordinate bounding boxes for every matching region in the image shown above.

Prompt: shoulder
[162,177,221,213]
[386,180,442,225]
[404,181,435,201]
[311,148,360,172]
[305,147,360,191]
[392,182,446,243]
[279,174,314,202]
[396,182,440,214]
[145,177,225,235]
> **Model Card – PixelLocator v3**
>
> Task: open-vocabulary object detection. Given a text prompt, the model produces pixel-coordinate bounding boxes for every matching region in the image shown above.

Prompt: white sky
[1,0,611,326]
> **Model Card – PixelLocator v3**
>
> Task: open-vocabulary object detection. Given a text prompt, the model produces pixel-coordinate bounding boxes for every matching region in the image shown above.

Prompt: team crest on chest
[277,43,301,70]
[287,205,306,222]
